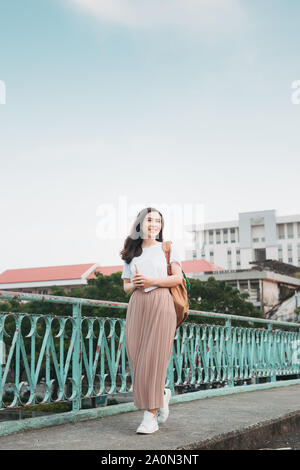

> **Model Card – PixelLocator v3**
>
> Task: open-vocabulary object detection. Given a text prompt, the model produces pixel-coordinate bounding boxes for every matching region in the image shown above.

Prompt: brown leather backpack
[162,241,189,329]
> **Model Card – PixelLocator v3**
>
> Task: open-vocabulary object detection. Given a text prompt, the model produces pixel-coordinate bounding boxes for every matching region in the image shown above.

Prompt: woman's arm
[152,262,183,288]
[123,279,136,295]
[132,263,183,289]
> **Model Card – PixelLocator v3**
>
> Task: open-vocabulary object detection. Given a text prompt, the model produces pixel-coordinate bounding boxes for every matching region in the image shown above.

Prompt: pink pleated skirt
[125,287,177,409]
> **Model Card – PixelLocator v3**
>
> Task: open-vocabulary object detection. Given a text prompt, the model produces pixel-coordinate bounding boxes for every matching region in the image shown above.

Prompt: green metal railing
[0,290,300,412]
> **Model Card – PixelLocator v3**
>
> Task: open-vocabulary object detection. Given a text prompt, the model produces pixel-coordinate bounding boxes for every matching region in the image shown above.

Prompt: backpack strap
[162,241,173,275]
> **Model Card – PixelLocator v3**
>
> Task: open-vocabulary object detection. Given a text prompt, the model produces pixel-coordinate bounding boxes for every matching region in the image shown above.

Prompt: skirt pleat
[125,287,177,409]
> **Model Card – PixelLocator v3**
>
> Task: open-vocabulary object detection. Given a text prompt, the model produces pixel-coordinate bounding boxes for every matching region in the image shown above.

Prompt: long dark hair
[120,207,164,264]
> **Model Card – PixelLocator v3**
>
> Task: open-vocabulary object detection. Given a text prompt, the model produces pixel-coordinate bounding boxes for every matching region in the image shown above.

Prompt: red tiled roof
[0,264,96,284]
[0,259,223,285]
[181,259,223,273]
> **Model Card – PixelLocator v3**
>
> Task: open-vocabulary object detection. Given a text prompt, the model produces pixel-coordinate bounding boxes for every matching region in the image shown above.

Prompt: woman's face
[141,211,162,240]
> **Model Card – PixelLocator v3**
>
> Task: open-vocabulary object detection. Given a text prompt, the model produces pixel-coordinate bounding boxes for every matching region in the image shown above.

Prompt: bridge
[0,290,300,450]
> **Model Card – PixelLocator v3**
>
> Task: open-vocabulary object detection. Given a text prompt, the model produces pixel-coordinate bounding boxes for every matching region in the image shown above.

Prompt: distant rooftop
[0,263,97,284]
[0,259,223,287]
[249,259,300,277]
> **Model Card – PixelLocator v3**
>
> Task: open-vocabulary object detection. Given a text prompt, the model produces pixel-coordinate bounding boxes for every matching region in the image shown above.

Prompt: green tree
[187,276,263,327]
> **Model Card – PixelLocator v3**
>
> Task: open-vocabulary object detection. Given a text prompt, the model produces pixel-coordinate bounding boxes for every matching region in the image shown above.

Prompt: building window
[230,228,235,243]
[277,224,285,239]
[261,237,265,242]
[236,247,241,267]
[209,230,214,244]
[287,223,294,239]
[227,247,232,270]
[287,244,293,264]
[216,230,221,244]
[223,229,228,244]
[253,238,259,243]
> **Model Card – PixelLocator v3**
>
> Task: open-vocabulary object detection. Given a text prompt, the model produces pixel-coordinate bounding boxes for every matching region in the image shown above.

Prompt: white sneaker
[157,388,171,424]
[136,410,159,434]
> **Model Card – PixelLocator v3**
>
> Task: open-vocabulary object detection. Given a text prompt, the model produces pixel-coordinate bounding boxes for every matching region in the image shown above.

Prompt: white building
[186,210,300,270]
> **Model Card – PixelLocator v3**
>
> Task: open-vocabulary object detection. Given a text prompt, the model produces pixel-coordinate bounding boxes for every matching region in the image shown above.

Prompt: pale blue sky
[0,0,300,273]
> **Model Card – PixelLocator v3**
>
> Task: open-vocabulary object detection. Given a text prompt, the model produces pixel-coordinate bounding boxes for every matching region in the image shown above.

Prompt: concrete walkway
[0,384,299,450]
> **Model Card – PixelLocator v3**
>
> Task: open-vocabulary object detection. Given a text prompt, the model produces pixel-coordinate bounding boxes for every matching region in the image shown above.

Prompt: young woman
[120,207,183,434]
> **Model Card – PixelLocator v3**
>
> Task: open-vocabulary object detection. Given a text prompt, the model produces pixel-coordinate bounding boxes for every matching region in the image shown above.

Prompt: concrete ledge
[0,402,139,437]
[1,379,300,438]
[180,410,300,450]
[169,379,300,404]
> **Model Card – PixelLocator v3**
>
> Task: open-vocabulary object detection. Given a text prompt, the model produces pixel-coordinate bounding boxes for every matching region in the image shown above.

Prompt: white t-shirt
[121,241,182,293]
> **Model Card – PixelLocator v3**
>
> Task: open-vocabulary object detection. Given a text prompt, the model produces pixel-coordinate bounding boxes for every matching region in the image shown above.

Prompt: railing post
[166,345,175,395]
[226,319,234,387]
[297,327,300,380]
[0,316,5,408]
[268,324,276,383]
[72,302,82,412]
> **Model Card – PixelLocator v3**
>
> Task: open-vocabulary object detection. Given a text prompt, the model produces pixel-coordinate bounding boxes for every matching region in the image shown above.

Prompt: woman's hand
[132,274,154,290]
